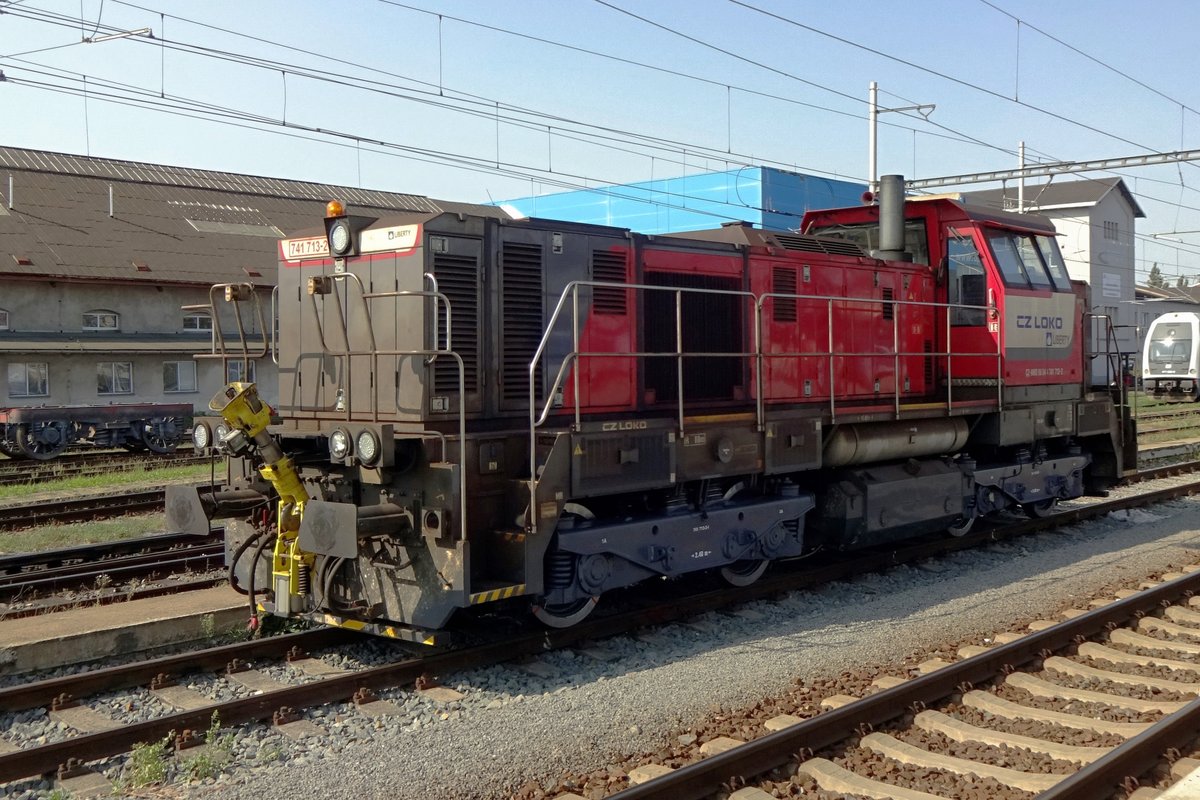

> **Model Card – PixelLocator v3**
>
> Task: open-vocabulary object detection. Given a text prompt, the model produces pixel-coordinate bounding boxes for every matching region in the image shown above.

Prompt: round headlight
[329,429,351,460]
[356,429,380,464]
[192,423,211,450]
[329,221,352,255]
[215,423,230,446]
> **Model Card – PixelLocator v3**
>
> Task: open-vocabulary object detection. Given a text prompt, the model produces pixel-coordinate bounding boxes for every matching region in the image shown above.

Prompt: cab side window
[947,234,987,327]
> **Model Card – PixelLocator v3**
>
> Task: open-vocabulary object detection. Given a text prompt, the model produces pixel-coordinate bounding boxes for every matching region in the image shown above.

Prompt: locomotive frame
[167,176,1137,642]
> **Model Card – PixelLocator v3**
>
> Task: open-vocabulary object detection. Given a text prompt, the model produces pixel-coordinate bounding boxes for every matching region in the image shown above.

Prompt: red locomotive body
[172,177,1135,640]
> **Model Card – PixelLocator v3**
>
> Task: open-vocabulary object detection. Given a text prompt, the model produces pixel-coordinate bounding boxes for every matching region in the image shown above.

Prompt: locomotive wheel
[946,514,976,537]
[531,596,598,628]
[15,422,70,460]
[1022,498,1059,518]
[720,559,769,587]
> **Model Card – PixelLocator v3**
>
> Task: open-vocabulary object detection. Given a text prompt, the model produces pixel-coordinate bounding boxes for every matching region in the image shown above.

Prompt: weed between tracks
[118,712,234,792]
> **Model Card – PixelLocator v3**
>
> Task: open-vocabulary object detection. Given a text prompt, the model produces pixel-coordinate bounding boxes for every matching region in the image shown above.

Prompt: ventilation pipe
[876,174,911,262]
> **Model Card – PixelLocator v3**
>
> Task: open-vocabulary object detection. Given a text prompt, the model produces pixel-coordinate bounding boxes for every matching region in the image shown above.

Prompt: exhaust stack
[876,174,911,262]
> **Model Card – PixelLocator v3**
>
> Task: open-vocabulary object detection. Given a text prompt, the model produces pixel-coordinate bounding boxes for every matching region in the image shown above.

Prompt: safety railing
[185,283,269,377]
[525,280,1001,533]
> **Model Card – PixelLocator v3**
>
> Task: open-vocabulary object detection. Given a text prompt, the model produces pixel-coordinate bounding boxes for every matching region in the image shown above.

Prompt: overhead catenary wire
[6,0,1200,279]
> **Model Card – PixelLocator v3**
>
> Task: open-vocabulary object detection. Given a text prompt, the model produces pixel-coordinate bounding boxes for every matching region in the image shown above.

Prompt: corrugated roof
[966,177,1146,219]
[0,145,504,286]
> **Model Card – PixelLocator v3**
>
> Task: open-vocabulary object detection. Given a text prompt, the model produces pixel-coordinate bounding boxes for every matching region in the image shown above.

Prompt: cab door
[943,227,999,386]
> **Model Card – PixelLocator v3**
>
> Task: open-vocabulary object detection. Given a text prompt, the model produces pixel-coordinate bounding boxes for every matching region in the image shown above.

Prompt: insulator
[297,564,311,595]
[546,552,575,589]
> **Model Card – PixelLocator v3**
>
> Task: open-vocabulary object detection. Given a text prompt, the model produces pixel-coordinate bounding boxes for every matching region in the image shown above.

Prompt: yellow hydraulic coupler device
[210,381,312,615]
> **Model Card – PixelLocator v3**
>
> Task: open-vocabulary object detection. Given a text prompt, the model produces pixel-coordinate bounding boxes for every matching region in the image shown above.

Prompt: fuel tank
[823,418,970,467]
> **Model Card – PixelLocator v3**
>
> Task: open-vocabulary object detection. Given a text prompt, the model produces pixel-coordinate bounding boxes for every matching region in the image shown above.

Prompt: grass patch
[1,513,170,554]
[0,464,214,502]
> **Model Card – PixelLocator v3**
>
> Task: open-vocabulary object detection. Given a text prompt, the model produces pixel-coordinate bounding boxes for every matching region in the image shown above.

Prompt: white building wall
[0,282,276,410]
[1034,193,1138,384]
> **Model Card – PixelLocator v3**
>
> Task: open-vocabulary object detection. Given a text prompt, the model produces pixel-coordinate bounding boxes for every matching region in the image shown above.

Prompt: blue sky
[4,0,1200,280]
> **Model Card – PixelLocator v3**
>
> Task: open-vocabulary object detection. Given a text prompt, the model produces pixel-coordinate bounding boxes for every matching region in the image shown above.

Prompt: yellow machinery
[209,381,312,614]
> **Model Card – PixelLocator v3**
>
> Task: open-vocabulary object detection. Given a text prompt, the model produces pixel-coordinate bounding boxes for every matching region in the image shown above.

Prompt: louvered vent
[881,287,895,321]
[591,250,627,314]
[432,252,480,396]
[773,266,797,322]
[772,233,865,257]
[502,242,544,404]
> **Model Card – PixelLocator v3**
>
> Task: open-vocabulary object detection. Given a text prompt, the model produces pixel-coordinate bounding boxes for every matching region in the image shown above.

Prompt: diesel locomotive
[167,175,1137,642]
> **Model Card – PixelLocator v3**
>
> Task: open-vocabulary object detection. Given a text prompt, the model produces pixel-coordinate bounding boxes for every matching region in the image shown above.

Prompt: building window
[97,361,133,395]
[0,309,8,330]
[1103,220,1119,242]
[7,362,48,397]
[183,313,213,331]
[163,361,197,393]
[226,359,256,383]
[83,310,120,331]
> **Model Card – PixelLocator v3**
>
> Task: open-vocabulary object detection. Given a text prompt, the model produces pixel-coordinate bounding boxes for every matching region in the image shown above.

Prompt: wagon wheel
[15,421,70,460]
[0,436,26,459]
[1022,498,1059,518]
[140,417,183,454]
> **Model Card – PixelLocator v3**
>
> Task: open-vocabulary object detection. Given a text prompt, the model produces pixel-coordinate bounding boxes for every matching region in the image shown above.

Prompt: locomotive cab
[1142,312,1200,400]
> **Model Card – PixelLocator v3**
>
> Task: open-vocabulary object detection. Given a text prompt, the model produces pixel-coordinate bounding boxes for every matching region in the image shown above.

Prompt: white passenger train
[1143,312,1200,400]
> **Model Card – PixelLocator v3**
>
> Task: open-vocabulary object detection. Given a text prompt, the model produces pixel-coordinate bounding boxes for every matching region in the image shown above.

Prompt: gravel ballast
[16,499,1200,800]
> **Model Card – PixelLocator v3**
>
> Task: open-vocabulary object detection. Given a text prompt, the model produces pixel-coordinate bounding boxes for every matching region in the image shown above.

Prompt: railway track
[607,569,1200,800]
[0,531,225,614]
[3,476,1200,789]
[0,449,206,488]
[0,487,180,530]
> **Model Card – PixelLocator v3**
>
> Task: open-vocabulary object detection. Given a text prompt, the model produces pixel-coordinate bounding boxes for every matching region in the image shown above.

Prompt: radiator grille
[591,250,628,315]
[432,252,480,396]
[772,266,797,322]
[772,233,865,256]
[881,287,895,321]
[502,242,544,404]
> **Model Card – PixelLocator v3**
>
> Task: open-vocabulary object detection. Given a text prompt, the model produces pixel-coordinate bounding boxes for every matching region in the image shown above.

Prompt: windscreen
[1148,322,1193,369]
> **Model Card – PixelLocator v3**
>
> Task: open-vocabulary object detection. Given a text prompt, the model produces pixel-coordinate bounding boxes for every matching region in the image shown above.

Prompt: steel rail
[2,476,1200,783]
[0,489,171,530]
[608,569,1200,800]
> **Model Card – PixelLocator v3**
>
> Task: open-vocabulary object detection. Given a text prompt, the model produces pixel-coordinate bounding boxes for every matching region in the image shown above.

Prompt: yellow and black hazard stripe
[311,612,443,646]
[468,584,527,605]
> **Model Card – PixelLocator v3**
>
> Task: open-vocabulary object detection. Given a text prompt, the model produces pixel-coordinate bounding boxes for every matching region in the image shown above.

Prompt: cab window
[947,233,986,327]
[806,220,931,265]
[986,230,1066,291]
[985,230,1032,288]
[1034,235,1072,290]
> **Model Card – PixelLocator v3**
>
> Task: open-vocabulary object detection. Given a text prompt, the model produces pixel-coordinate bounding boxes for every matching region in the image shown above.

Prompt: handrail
[188,284,269,384]
[270,285,280,365]
[525,283,1003,534]
[527,280,759,533]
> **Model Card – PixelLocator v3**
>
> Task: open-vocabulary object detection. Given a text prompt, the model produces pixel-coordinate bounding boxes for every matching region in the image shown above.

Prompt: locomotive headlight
[214,423,230,449]
[329,428,352,460]
[328,218,353,256]
[192,422,211,450]
[356,429,380,465]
